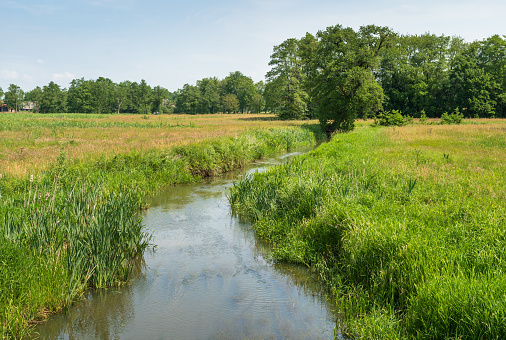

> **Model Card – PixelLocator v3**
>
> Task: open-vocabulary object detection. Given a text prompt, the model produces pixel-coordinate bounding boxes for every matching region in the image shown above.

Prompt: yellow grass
[0,113,316,177]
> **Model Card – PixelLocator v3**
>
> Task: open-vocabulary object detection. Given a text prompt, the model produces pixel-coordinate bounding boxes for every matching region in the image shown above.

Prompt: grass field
[0,112,321,339]
[229,119,506,339]
[0,113,314,177]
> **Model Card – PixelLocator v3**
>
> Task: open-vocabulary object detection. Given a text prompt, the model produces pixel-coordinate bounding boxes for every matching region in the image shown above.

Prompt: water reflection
[32,149,338,340]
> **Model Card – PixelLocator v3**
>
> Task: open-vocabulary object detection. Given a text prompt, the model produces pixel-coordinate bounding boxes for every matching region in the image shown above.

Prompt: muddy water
[33,150,339,339]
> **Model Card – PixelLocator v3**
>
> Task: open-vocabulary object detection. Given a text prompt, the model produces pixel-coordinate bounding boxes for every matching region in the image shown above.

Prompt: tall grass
[0,125,320,338]
[229,122,506,339]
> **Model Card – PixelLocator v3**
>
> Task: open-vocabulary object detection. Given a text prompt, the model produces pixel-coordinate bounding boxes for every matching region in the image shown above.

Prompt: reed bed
[228,121,506,339]
[0,122,320,339]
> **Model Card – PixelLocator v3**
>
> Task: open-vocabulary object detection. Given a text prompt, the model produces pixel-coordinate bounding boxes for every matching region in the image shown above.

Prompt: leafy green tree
[263,80,283,113]
[474,35,506,117]
[40,81,66,113]
[449,53,498,117]
[4,84,24,111]
[251,93,264,113]
[221,93,240,113]
[112,81,131,114]
[266,38,309,119]
[378,34,459,117]
[67,78,93,113]
[27,86,43,113]
[175,84,201,114]
[306,25,394,133]
[197,77,221,113]
[0,86,3,101]
[92,77,114,114]
[223,71,257,113]
[137,79,152,114]
[151,85,169,113]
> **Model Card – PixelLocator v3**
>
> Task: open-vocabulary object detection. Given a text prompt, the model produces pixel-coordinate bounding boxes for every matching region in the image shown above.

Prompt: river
[32,148,339,340]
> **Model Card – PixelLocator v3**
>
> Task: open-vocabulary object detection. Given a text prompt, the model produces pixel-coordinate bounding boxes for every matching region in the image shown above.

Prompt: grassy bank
[0,122,320,339]
[229,121,506,339]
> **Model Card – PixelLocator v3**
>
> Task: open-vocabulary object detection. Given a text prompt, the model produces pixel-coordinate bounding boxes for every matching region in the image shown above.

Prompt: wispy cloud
[52,72,75,82]
[0,69,19,80]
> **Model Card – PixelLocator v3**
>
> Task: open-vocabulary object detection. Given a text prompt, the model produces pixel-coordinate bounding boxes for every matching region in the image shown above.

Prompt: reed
[0,124,320,339]
[229,121,506,339]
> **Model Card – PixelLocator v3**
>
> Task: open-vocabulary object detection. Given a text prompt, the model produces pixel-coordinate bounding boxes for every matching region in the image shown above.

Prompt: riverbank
[0,124,321,339]
[229,121,506,339]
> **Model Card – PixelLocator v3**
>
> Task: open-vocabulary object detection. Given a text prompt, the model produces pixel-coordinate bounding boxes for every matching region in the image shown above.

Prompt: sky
[1,0,505,93]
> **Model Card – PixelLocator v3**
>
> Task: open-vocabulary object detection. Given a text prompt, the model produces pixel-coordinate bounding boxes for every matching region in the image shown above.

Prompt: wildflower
[30,174,34,182]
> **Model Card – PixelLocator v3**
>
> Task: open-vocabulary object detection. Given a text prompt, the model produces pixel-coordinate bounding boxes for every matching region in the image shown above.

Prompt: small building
[19,102,34,112]
[0,101,9,112]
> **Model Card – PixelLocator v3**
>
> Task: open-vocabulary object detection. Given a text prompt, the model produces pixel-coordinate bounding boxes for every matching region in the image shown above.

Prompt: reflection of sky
[34,149,338,339]
[2,0,504,92]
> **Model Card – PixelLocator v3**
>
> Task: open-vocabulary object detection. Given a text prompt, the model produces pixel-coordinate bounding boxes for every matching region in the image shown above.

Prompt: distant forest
[1,25,505,125]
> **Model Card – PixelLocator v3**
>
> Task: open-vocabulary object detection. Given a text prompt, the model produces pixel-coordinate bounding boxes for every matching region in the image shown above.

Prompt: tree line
[1,24,505,134]
[0,78,175,114]
[265,25,506,133]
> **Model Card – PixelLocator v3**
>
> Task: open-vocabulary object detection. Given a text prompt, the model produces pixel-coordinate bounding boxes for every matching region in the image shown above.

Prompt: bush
[374,110,410,126]
[440,108,464,124]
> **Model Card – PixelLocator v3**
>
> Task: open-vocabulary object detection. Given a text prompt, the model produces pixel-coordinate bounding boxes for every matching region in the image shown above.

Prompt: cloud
[22,74,35,83]
[52,72,75,81]
[0,69,19,80]
[36,59,45,64]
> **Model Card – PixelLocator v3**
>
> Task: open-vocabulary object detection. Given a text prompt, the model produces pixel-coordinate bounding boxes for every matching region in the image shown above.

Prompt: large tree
[305,25,395,133]
[266,38,309,120]
[223,71,257,113]
[92,77,114,114]
[175,84,201,114]
[221,93,240,113]
[67,78,93,113]
[4,84,24,112]
[112,81,131,114]
[197,77,221,113]
[41,82,66,113]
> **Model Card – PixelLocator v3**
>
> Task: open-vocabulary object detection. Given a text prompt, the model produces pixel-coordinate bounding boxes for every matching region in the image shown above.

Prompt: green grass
[0,125,320,339]
[229,122,506,339]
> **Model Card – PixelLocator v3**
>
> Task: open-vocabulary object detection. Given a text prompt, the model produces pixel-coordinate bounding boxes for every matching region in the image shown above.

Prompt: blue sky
[1,0,505,93]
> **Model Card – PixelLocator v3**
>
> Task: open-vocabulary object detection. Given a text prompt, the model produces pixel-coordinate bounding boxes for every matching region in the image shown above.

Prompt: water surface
[33,150,338,339]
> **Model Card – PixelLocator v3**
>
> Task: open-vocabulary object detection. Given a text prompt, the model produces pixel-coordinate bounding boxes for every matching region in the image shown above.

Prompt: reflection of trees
[33,257,147,340]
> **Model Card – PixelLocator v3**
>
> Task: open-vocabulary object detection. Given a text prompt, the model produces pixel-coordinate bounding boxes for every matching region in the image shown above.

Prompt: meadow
[229,119,506,339]
[0,112,320,339]
[0,113,314,177]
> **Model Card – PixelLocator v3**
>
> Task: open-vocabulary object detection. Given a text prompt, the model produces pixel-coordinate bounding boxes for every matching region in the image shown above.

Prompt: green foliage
[220,93,240,113]
[440,107,464,124]
[266,38,309,120]
[304,25,395,134]
[374,109,410,126]
[4,84,23,112]
[229,124,506,339]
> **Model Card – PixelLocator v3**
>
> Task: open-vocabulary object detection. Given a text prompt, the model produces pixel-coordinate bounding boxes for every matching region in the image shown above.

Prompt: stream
[33,148,339,339]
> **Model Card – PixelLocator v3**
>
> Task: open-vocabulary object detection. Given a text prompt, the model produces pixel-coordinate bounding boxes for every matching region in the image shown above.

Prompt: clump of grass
[229,121,506,339]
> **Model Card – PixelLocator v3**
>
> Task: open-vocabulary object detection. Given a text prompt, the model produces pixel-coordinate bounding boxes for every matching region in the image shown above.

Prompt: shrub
[374,110,410,127]
[440,107,464,124]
